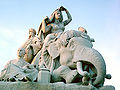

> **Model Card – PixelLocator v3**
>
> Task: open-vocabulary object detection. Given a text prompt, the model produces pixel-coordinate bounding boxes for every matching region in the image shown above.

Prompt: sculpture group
[0,6,111,88]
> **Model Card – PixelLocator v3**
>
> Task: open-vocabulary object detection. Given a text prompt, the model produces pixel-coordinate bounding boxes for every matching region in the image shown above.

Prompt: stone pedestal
[0,82,115,90]
[38,68,51,83]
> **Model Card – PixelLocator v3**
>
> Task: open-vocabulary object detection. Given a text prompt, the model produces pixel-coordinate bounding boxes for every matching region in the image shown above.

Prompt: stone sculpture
[21,28,42,64]
[0,48,38,82]
[37,6,72,43]
[39,29,111,87]
[0,6,112,89]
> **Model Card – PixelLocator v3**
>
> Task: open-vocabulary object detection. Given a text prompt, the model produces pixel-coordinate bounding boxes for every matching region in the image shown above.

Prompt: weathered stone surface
[38,68,51,83]
[0,82,115,90]
[0,6,114,89]
[99,85,115,90]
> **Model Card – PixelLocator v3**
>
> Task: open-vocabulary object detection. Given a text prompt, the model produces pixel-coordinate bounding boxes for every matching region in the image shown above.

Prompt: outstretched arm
[60,6,72,26]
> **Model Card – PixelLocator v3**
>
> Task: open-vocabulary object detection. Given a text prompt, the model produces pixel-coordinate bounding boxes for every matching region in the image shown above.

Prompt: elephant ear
[67,37,76,51]
[47,42,59,59]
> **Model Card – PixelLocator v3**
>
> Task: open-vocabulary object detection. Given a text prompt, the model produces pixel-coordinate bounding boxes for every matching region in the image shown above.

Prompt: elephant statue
[59,37,106,87]
[39,30,111,87]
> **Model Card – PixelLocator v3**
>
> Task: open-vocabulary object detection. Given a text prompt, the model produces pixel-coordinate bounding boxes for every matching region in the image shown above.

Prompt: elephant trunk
[91,49,106,86]
[73,47,106,87]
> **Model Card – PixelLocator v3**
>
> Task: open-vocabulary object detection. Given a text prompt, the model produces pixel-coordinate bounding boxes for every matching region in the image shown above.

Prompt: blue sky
[0,0,120,89]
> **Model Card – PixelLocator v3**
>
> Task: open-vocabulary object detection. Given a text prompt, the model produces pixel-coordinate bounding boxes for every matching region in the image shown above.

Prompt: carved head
[17,48,26,58]
[78,27,87,34]
[29,28,36,38]
[50,9,63,22]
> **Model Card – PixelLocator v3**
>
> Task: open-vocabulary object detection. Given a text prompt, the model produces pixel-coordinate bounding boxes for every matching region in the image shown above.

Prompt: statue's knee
[44,34,55,43]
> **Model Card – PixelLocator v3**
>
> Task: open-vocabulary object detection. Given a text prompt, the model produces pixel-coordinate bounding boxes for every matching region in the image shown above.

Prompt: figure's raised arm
[60,6,72,26]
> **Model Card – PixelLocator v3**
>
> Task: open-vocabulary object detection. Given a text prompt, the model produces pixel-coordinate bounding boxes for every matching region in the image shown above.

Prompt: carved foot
[65,70,78,83]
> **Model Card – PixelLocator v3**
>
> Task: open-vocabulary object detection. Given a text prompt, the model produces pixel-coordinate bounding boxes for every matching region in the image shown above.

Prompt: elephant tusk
[76,62,89,77]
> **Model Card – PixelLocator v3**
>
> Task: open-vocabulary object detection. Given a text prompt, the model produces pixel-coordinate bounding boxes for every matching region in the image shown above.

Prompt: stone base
[0,82,115,90]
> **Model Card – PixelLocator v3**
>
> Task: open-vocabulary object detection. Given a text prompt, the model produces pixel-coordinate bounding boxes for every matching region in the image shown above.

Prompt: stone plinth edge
[0,82,115,90]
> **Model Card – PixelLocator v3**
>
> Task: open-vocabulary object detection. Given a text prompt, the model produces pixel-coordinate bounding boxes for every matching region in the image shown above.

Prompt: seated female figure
[37,6,72,72]
[38,6,72,43]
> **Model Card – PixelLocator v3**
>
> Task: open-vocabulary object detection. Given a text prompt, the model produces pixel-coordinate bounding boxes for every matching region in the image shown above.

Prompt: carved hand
[60,6,66,11]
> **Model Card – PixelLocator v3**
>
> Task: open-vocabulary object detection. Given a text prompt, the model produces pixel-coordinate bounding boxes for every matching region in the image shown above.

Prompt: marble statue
[0,48,38,82]
[21,28,42,64]
[37,6,72,43]
[39,28,111,87]
[0,6,112,89]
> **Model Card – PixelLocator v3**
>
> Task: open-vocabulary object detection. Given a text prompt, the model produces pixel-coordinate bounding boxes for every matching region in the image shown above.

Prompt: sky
[0,0,120,89]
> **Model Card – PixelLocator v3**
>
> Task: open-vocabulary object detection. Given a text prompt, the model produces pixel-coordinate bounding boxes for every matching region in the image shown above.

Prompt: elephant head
[59,37,107,87]
[42,30,110,87]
